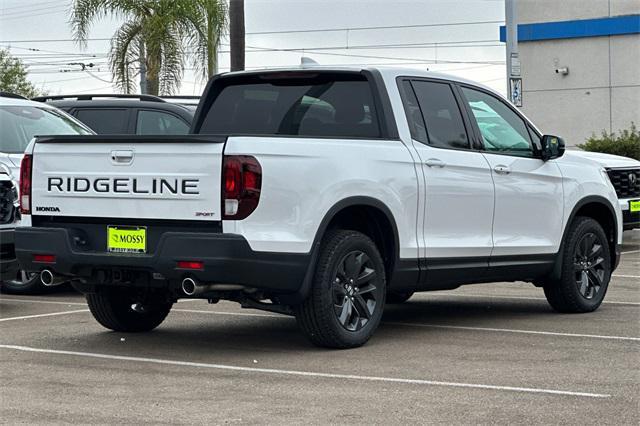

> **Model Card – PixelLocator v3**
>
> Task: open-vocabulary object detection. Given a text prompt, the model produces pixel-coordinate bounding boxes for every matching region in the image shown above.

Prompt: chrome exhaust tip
[181,277,198,296]
[181,277,249,297]
[40,269,65,287]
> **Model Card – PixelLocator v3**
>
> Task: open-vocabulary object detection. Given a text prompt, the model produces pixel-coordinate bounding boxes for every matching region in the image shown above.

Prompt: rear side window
[199,73,381,138]
[75,108,128,134]
[136,110,189,135]
[409,81,469,150]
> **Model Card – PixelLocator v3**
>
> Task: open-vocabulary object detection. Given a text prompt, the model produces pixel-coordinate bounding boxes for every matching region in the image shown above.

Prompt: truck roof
[219,65,498,94]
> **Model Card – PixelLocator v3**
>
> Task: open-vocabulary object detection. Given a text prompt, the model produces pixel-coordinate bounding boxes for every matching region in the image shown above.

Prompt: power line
[0,0,62,11]
[0,19,504,43]
[85,70,113,83]
[0,38,111,43]
[6,39,502,58]
[0,44,102,57]
[1,3,67,17]
[244,44,505,64]
[1,4,69,20]
[246,20,504,35]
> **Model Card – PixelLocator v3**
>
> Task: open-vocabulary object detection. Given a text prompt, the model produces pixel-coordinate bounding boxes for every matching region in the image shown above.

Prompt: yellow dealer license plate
[630,200,640,213]
[107,226,146,253]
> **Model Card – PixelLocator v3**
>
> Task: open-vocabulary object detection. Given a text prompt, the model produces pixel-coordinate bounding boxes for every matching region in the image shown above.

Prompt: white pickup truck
[15,67,623,348]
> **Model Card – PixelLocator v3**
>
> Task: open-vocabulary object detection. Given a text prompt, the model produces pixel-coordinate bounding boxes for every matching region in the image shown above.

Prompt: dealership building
[501,1,640,147]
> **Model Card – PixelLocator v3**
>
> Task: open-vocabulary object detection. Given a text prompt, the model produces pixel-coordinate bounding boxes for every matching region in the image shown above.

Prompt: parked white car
[0,171,19,281]
[0,92,93,293]
[567,150,639,230]
[14,67,623,348]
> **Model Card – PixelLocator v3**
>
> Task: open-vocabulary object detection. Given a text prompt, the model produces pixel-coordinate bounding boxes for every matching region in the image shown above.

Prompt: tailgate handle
[111,150,134,165]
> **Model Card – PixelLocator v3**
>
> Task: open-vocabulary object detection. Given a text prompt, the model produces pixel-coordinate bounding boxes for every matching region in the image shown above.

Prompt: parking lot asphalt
[1,231,638,424]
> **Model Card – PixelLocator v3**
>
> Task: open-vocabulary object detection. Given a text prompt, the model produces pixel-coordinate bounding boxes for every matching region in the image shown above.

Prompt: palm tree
[180,0,228,79]
[71,0,227,95]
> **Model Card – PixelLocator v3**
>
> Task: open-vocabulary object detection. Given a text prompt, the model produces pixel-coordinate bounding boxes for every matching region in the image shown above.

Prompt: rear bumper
[15,227,310,294]
[0,228,18,280]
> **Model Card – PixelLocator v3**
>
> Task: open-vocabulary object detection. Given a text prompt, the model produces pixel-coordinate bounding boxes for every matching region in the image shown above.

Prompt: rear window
[0,106,90,153]
[199,73,381,138]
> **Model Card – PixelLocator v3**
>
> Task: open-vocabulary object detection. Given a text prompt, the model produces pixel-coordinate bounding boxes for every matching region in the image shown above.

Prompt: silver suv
[0,92,93,293]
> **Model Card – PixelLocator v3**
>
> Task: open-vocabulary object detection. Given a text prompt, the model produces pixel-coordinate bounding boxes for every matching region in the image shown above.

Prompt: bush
[577,123,640,161]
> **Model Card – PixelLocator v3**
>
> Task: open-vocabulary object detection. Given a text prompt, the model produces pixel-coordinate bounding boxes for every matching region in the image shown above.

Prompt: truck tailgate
[31,136,224,222]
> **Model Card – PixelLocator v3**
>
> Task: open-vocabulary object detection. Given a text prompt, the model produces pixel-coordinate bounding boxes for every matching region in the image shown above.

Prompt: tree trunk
[229,0,245,72]
[145,50,161,96]
[207,22,217,78]
[139,40,147,94]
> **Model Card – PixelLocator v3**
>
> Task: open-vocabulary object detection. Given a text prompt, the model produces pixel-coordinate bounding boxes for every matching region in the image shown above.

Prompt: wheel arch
[278,196,402,304]
[552,195,619,280]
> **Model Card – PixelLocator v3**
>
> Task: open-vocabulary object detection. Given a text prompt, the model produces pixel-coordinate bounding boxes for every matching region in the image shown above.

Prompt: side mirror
[540,135,565,161]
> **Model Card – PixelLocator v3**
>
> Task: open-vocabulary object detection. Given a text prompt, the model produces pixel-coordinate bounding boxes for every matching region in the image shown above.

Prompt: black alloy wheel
[543,216,611,313]
[573,232,606,300]
[295,230,386,348]
[332,250,379,332]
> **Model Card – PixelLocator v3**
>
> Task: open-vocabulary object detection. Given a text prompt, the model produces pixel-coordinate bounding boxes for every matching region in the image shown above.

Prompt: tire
[295,230,386,349]
[543,216,611,313]
[386,291,414,304]
[86,288,173,332]
[1,270,46,295]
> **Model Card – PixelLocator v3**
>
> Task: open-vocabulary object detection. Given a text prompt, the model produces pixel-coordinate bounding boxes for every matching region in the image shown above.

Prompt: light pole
[505,0,522,107]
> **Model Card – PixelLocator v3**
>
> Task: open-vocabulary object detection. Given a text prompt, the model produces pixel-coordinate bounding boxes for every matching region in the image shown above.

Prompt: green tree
[0,49,42,98]
[181,0,228,78]
[578,123,640,161]
[71,0,183,95]
[71,0,227,95]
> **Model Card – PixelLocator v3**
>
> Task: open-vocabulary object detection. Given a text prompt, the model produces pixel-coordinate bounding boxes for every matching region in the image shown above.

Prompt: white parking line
[174,308,280,318]
[621,249,640,255]
[0,344,610,398]
[612,274,640,279]
[3,293,638,307]
[0,309,89,322]
[385,322,640,342]
[2,299,637,340]
[173,309,639,342]
[0,298,86,306]
[416,292,640,306]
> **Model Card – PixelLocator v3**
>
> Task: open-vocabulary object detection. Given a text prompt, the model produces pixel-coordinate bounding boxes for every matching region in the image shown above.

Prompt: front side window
[136,110,190,135]
[0,106,90,153]
[200,73,381,138]
[461,87,534,157]
[409,80,469,150]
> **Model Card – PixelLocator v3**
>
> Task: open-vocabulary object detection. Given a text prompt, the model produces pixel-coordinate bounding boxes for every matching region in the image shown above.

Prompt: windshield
[0,106,91,153]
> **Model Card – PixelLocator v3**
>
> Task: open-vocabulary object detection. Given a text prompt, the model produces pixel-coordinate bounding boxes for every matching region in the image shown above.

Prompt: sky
[0,0,507,96]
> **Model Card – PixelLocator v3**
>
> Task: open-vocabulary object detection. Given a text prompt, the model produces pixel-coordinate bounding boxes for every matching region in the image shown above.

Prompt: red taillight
[20,154,33,215]
[222,155,262,220]
[177,260,204,270]
[33,254,56,264]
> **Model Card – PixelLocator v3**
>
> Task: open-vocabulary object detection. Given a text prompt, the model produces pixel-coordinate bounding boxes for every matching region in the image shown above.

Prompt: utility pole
[229,0,245,71]
[139,40,147,94]
[505,0,522,107]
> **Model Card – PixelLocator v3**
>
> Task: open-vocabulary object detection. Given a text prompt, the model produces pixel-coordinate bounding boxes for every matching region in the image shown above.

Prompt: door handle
[493,165,511,175]
[111,150,134,165]
[424,158,446,168]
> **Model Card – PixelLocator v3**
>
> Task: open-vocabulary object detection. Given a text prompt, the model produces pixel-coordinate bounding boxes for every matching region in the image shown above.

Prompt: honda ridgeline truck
[15,67,622,348]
